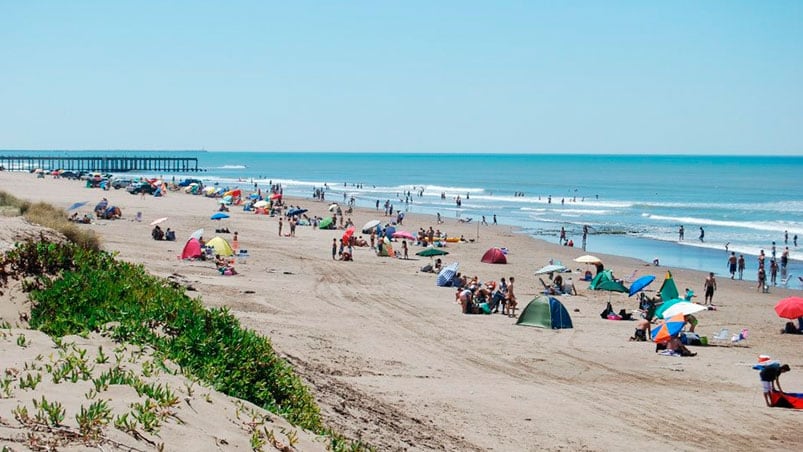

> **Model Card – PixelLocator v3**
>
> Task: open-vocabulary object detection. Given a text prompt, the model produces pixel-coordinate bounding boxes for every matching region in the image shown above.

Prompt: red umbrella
[342,226,355,243]
[775,296,803,319]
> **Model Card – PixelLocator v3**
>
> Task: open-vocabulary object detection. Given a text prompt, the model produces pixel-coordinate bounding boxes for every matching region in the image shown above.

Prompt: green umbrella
[416,247,449,257]
[318,217,334,229]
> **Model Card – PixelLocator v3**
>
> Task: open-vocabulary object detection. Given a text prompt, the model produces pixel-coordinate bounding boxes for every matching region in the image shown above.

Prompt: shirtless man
[506,276,517,316]
[703,272,716,305]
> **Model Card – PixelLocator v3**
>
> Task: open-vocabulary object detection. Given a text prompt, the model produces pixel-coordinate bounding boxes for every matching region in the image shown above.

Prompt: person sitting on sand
[629,317,651,341]
[656,335,696,357]
[151,225,164,240]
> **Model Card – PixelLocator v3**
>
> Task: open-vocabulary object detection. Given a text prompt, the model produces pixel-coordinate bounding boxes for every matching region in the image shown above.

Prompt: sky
[1,1,801,155]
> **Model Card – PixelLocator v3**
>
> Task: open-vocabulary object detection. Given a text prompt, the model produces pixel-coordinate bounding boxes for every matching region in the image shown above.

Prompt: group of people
[150,225,176,241]
[453,275,517,316]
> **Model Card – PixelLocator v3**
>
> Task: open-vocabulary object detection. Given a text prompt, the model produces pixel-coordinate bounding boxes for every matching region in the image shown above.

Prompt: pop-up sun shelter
[481,247,507,264]
[181,238,202,260]
[516,295,573,329]
[206,236,234,256]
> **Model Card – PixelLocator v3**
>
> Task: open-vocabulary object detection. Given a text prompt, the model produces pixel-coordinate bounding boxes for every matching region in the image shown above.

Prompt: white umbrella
[534,264,567,275]
[362,219,381,233]
[328,203,340,212]
[661,301,707,319]
[254,200,269,208]
[149,217,168,226]
[190,228,204,240]
[574,255,602,264]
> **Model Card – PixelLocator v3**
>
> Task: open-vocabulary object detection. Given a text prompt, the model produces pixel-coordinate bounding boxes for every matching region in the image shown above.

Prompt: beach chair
[780,273,793,288]
[710,328,730,346]
[623,269,639,283]
[731,328,749,347]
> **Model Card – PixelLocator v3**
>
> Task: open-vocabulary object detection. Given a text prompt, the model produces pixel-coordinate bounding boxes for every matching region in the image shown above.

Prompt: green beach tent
[318,217,334,229]
[516,295,573,329]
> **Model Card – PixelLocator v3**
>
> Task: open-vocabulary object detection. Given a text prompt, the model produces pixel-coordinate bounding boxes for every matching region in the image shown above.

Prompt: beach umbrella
[270,192,282,200]
[318,217,334,229]
[210,212,230,220]
[416,247,449,257]
[774,296,803,319]
[436,262,459,287]
[190,228,204,240]
[651,313,686,343]
[384,226,396,238]
[392,230,416,241]
[534,264,567,275]
[362,219,380,233]
[328,203,339,212]
[149,217,168,226]
[342,226,355,243]
[67,201,89,211]
[254,200,269,208]
[628,275,656,297]
[661,301,707,319]
[574,255,602,264]
[654,298,688,319]
[287,207,308,217]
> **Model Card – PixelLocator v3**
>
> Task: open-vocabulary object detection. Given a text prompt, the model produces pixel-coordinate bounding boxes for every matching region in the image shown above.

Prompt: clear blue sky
[1,1,801,154]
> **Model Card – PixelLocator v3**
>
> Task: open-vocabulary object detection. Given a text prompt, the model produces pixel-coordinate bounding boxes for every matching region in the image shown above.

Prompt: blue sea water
[6,151,803,286]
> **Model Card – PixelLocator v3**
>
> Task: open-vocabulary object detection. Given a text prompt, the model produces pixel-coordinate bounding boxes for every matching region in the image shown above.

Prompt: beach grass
[0,238,371,450]
[0,191,101,251]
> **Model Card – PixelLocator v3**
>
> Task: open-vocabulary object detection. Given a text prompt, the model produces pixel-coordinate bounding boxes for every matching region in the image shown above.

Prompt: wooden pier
[0,155,200,173]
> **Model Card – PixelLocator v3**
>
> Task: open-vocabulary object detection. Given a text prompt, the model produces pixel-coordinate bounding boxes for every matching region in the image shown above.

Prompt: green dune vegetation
[0,194,370,451]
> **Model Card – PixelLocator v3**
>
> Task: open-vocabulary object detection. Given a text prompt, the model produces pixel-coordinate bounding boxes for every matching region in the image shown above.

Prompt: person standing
[737,254,746,280]
[699,227,705,242]
[232,231,239,253]
[582,224,589,250]
[678,225,684,241]
[401,240,409,260]
[781,247,789,270]
[505,276,517,317]
[785,230,789,245]
[728,252,737,279]
[493,214,497,225]
[331,238,337,260]
[278,217,283,237]
[770,259,779,286]
[757,266,767,292]
[703,272,717,305]
[559,227,566,245]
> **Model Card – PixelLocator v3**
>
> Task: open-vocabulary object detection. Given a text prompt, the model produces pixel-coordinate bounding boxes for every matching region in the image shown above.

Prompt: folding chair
[731,328,749,346]
[710,328,730,346]
[780,273,793,288]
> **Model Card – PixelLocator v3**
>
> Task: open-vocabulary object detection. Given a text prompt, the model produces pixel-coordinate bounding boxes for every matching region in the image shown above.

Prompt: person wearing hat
[758,359,791,407]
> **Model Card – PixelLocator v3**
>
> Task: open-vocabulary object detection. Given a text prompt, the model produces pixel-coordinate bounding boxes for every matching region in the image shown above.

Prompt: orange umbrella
[651,313,686,343]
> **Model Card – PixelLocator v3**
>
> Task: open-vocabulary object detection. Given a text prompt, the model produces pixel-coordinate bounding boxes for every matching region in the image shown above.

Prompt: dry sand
[1,171,802,451]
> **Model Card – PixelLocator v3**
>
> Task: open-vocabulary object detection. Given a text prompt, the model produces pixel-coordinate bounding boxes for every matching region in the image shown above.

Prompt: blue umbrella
[68,201,89,211]
[436,262,459,287]
[287,208,308,217]
[651,313,686,342]
[384,226,396,238]
[628,275,656,297]
[210,212,230,220]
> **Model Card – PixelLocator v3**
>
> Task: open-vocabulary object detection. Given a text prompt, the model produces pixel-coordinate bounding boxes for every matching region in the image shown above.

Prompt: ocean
[6,151,803,286]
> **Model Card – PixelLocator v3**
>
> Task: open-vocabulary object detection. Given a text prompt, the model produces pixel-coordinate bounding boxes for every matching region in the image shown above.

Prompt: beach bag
[479,302,491,314]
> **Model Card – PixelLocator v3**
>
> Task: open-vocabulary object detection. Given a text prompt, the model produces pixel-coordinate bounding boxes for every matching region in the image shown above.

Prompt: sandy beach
[2,171,802,451]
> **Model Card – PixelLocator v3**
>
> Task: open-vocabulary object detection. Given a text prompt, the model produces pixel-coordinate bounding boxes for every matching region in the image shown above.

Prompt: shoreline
[2,171,803,451]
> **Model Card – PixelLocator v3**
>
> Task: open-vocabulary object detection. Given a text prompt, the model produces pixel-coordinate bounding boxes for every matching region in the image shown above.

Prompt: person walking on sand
[703,272,716,305]
[738,254,746,280]
[728,252,737,279]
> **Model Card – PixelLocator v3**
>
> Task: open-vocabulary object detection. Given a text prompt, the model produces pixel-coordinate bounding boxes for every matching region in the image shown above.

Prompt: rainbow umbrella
[651,313,686,343]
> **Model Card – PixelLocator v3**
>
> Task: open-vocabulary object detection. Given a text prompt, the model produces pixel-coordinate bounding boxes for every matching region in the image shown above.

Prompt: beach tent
[181,238,203,260]
[377,237,395,257]
[589,270,628,292]
[516,295,573,329]
[481,247,507,264]
[658,271,679,301]
[770,392,803,409]
[206,236,234,257]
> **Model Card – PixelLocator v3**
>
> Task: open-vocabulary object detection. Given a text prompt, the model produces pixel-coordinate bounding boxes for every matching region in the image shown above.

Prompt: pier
[0,155,200,173]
